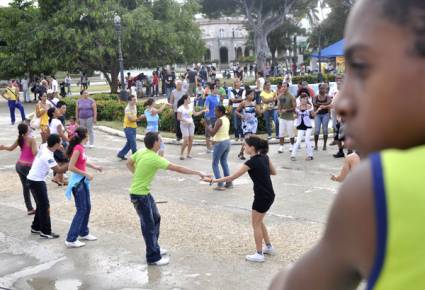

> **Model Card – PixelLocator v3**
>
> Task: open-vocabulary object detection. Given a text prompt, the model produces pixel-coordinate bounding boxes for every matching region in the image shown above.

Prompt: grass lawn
[71,84,111,94]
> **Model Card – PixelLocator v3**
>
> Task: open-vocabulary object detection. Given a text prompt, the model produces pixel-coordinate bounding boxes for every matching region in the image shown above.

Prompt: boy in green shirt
[127,132,208,266]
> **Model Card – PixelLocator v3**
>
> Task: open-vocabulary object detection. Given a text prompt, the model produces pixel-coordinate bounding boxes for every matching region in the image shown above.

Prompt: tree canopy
[309,0,354,49]
[200,0,318,70]
[0,0,205,92]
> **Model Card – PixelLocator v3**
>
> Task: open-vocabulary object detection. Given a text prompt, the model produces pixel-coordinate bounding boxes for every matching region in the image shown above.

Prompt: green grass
[71,84,111,94]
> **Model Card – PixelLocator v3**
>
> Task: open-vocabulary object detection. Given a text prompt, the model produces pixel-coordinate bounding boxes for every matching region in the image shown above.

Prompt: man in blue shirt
[204,83,221,152]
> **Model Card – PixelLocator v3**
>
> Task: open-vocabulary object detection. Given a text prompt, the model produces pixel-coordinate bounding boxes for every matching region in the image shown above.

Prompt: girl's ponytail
[17,123,29,148]
[245,135,269,155]
[66,127,88,157]
[47,107,56,125]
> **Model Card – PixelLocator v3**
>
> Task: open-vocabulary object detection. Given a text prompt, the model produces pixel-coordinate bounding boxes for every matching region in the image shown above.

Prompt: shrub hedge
[269,74,336,85]
[63,94,268,135]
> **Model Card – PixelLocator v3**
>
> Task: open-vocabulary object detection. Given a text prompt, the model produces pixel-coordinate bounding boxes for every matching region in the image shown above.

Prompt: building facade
[196,16,252,64]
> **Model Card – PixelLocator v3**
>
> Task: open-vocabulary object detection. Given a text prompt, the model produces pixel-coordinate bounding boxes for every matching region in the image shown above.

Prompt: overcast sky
[0,0,11,6]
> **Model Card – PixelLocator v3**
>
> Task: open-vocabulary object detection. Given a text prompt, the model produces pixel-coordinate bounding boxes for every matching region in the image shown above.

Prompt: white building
[196,16,253,64]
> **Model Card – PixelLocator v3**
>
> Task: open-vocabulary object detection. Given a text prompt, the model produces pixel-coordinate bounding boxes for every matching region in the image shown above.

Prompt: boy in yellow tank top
[269,0,425,289]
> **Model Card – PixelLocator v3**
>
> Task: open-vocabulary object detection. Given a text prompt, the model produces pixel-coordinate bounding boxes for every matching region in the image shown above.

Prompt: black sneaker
[333,151,345,158]
[31,228,41,234]
[117,155,127,161]
[40,232,60,239]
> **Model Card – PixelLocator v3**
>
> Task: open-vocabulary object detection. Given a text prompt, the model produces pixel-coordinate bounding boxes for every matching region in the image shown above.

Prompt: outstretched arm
[269,161,375,290]
[167,163,206,178]
[0,141,18,151]
[211,164,249,184]
[331,158,351,182]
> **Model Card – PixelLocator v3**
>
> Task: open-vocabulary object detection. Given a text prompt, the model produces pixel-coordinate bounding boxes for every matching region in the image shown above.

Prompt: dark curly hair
[379,0,425,57]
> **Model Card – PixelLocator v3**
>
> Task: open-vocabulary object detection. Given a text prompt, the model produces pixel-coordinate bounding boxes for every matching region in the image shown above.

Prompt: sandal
[52,179,63,186]
[179,156,185,160]
[213,186,226,191]
[186,155,193,159]
[306,156,314,161]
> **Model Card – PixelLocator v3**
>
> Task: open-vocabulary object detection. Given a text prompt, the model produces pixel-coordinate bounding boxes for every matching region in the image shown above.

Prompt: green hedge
[269,74,336,85]
[63,94,269,135]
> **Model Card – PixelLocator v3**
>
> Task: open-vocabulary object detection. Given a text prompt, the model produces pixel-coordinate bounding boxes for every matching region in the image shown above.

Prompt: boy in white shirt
[27,134,69,239]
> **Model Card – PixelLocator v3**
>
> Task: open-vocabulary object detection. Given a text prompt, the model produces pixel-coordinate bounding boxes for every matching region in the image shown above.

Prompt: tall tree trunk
[254,29,270,73]
[102,66,119,94]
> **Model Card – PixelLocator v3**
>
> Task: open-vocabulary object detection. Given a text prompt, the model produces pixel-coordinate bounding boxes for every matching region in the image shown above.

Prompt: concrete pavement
[0,102,344,290]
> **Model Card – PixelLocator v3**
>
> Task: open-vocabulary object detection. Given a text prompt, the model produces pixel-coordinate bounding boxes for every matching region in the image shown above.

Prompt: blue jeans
[131,194,161,263]
[263,109,279,137]
[232,108,242,139]
[66,182,91,242]
[118,128,137,158]
[314,113,330,135]
[212,140,231,187]
[8,100,26,124]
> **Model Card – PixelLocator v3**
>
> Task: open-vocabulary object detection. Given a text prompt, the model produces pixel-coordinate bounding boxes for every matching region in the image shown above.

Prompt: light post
[318,24,323,83]
[114,14,128,101]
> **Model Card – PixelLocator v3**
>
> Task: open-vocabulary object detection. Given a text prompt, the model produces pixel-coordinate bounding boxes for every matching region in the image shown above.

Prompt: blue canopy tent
[311,39,345,58]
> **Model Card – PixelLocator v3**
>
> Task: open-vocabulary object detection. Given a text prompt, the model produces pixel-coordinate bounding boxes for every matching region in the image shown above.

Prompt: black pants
[174,112,182,140]
[28,180,52,234]
[15,163,35,211]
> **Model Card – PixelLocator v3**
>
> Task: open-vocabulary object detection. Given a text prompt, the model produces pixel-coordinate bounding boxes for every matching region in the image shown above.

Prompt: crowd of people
[1,0,423,288]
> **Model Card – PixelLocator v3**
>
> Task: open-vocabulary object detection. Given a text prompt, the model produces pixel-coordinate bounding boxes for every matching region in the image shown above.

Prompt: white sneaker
[262,245,275,255]
[65,240,86,248]
[79,234,97,241]
[278,146,284,153]
[149,256,170,266]
[245,252,265,263]
[160,248,168,256]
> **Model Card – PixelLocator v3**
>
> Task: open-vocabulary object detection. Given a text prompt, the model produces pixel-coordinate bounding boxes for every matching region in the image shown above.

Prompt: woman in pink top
[0,123,37,214]
[64,127,102,248]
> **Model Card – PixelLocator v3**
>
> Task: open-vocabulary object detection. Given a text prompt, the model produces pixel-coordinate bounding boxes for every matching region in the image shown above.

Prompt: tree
[200,0,318,71]
[267,21,305,65]
[0,1,56,79]
[309,0,354,49]
[0,0,205,92]
[45,0,205,92]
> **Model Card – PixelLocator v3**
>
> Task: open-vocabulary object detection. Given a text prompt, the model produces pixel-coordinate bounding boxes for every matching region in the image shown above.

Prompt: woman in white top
[177,95,205,160]
[47,107,68,185]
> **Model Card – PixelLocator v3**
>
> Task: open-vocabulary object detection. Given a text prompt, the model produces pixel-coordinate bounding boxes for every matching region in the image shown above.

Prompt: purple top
[78,98,94,119]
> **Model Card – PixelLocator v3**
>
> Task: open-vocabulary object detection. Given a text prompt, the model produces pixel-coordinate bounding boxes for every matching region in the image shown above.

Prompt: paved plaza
[0,103,343,290]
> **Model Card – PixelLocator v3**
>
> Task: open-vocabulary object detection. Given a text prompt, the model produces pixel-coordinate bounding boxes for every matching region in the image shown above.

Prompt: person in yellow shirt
[117,95,144,160]
[260,81,278,139]
[36,92,50,143]
[1,80,26,125]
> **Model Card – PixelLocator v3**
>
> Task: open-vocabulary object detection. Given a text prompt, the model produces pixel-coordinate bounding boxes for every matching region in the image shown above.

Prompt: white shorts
[180,122,195,137]
[279,118,295,138]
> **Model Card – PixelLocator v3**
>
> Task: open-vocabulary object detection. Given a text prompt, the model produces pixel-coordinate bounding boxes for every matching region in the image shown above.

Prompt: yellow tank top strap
[368,145,425,290]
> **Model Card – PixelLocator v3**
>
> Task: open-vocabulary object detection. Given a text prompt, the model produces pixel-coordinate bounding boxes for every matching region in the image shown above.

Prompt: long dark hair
[66,127,88,157]
[177,94,189,108]
[17,123,29,148]
[47,107,56,125]
[245,135,269,155]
